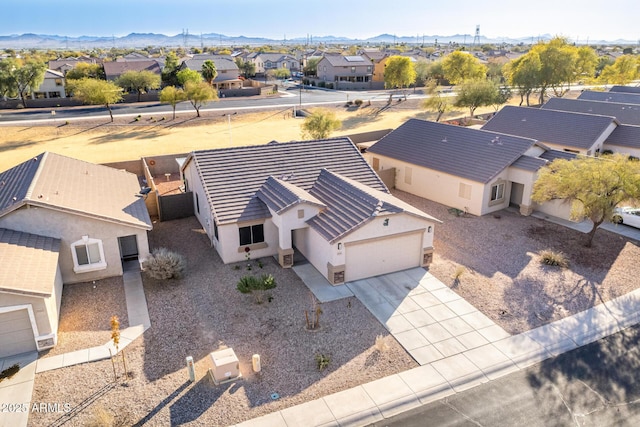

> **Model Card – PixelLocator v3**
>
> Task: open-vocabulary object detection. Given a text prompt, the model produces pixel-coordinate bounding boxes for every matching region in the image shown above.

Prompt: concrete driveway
[345,268,511,365]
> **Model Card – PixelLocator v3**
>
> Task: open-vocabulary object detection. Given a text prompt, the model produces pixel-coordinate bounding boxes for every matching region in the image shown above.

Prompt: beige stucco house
[0,152,152,357]
[316,54,373,90]
[366,119,576,219]
[32,69,66,99]
[181,138,439,285]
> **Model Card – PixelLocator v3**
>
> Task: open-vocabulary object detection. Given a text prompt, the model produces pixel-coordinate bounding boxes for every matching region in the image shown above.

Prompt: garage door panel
[345,232,421,282]
[0,310,36,358]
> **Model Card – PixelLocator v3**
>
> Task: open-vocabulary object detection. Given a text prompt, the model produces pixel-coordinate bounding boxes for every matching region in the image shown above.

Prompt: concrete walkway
[233,267,640,427]
[0,264,150,427]
[531,210,640,240]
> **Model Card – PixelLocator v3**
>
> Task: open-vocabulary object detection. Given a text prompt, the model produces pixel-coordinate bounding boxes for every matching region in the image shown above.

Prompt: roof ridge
[24,151,47,202]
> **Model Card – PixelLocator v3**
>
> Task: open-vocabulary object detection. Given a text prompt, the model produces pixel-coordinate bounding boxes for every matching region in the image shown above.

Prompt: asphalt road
[372,324,640,426]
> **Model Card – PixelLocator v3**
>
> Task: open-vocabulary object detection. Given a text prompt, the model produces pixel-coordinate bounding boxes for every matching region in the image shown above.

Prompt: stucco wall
[0,207,150,284]
[603,144,640,158]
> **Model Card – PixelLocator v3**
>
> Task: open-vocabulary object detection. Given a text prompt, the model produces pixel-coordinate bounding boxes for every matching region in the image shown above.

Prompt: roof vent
[441,137,447,143]
[521,118,527,122]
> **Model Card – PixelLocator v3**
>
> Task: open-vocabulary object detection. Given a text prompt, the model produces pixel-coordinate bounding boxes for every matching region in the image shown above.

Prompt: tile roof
[609,86,640,94]
[541,97,640,126]
[307,169,439,243]
[321,54,369,66]
[181,55,240,73]
[510,156,548,172]
[103,60,161,79]
[254,53,297,62]
[256,176,326,214]
[185,138,387,225]
[0,152,152,230]
[482,106,617,150]
[367,118,538,183]
[605,125,640,149]
[539,150,577,162]
[0,228,60,297]
[578,90,640,105]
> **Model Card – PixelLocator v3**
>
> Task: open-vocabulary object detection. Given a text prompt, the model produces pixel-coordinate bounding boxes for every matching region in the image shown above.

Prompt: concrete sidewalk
[234,267,640,427]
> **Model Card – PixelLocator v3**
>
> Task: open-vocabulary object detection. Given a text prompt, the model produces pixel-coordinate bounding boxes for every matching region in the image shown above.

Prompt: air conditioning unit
[209,348,242,385]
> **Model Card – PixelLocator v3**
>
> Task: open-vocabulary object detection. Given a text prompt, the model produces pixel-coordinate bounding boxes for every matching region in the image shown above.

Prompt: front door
[118,235,139,261]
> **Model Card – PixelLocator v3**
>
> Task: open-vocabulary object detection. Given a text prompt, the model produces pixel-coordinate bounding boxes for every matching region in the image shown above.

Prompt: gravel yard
[392,190,640,334]
[29,216,416,426]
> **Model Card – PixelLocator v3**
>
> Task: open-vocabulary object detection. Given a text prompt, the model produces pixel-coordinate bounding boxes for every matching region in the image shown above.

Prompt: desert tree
[503,53,541,106]
[441,51,487,85]
[598,54,640,85]
[532,154,640,247]
[301,108,342,140]
[65,62,105,80]
[454,78,499,117]
[176,68,203,87]
[235,57,256,78]
[384,56,417,98]
[116,70,161,102]
[0,58,47,108]
[201,59,218,85]
[0,58,18,100]
[184,81,217,117]
[421,79,454,122]
[161,51,180,86]
[67,78,123,122]
[159,86,187,120]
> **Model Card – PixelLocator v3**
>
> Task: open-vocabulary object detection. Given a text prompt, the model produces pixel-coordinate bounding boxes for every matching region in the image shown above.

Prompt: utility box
[209,348,242,385]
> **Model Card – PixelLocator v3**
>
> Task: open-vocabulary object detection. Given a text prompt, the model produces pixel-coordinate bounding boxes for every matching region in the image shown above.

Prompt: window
[367,66,372,72]
[491,182,505,201]
[239,224,264,246]
[55,78,63,86]
[458,183,472,200]
[213,220,219,240]
[297,209,305,219]
[404,167,413,185]
[71,236,106,273]
[351,66,356,73]
[195,192,200,214]
[372,157,380,171]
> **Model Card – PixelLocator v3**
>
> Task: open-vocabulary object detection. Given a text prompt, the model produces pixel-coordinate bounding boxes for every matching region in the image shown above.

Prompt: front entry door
[118,235,139,261]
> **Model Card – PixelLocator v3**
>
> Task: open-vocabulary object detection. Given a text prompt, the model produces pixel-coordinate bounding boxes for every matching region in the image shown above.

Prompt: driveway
[0,352,37,427]
[345,268,511,365]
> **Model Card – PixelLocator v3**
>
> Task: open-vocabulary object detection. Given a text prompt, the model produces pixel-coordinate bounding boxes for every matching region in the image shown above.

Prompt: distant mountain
[0,32,634,49]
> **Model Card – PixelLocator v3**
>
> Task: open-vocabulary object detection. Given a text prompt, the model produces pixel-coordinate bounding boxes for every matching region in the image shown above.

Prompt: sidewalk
[0,263,150,427]
[233,267,640,427]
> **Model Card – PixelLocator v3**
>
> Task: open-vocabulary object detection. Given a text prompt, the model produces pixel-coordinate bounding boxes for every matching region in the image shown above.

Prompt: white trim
[70,236,107,274]
[0,304,40,352]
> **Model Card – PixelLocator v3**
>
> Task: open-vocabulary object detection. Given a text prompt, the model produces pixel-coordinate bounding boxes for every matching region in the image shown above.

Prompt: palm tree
[201,60,218,86]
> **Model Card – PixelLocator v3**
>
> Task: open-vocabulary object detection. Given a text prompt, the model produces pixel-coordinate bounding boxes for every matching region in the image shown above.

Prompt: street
[373,324,640,426]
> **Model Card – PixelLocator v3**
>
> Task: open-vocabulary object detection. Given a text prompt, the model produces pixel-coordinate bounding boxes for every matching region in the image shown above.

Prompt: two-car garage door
[345,231,422,282]
[0,309,36,358]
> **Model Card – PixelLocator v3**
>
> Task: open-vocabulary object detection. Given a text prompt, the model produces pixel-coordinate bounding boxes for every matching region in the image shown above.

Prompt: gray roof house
[103,59,161,81]
[609,85,640,94]
[482,105,618,155]
[249,53,300,75]
[181,138,439,284]
[578,90,640,105]
[0,152,152,358]
[541,97,640,126]
[180,54,241,90]
[366,118,575,218]
[603,125,640,157]
[316,54,373,90]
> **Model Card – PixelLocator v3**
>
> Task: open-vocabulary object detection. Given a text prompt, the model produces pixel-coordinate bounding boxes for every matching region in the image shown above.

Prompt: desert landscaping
[4,95,640,426]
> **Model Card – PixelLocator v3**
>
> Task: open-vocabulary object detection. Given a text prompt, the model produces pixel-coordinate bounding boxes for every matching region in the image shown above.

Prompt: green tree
[598,55,640,85]
[413,59,431,87]
[384,56,417,97]
[2,59,47,108]
[184,81,217,117]
[303,57,320,76]
[65,62,104,80]
[532,154,640,247]
[301,108,342,140]
[0,58,18,99]
[201,59,218,85]
[421,79,454,122]
[441,51,487,85]
[176,68,202,87]
[159,86,186,120]
[161,51,180,86]
[532,37,577,101]
[491,85,512,111]
[270,67,291,80]
[454,79,498,117]
[235,58,256,78]
[67,78,123,122]
[503,52,541,106]
[115,70,161,102]
[574,46,598,83]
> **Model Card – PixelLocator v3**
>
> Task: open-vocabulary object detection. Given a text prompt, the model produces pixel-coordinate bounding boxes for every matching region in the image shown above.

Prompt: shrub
[237,274,277,304]
[540,250,569,268]
[142,247,186,280]
[451,266,465,280]
[0,364,19,382]
[354,99,363,106]
[315,354,330,371]
[318,81,326,88]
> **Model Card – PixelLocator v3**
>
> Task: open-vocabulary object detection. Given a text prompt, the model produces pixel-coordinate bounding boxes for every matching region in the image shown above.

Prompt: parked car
[612,207,640,228]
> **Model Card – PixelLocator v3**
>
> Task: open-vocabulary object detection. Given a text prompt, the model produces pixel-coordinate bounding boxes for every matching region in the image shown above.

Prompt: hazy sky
[3,0,638,42]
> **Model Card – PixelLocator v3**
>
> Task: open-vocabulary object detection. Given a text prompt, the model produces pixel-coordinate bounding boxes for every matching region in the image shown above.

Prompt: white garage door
[345,232,422,282]
[0,309,36,358]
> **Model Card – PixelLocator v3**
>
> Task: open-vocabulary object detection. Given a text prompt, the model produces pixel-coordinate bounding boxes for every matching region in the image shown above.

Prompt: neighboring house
[360,50,387,82]
[117,52,152,62]
[31,69,66,99]
[48,57,100,75]
[181,138,439,285]
[609,85,640,94]
[603,125,640,158]
[365,119,575,218]
[249,53,300,75]
[482,105,618,155]
[541,97,640,126]
[578,90,640,105]
[179,54,242,90]
[316,54,373,90]
[102,60,162,81]
[0,152,152,358]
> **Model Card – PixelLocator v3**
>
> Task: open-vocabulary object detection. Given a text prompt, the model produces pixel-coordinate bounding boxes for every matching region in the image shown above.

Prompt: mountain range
[0,32,635,49]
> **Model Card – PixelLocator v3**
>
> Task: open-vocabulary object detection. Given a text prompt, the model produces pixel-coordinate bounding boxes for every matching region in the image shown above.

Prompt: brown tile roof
[482,106,617,150]
[0,228,60,296]
[103,60,161,80]
[0,152,152,230]
[307,169,439,243]
[368,119,538,183]
[185,138,387,225]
